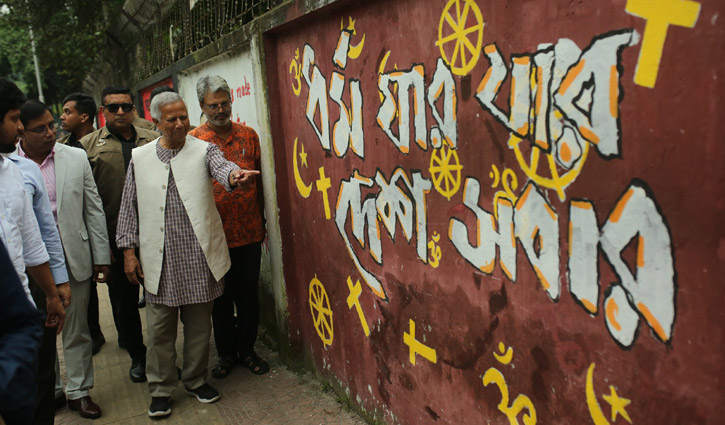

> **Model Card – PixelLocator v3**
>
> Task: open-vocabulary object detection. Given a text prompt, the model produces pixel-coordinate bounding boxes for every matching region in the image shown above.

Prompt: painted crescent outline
[293,137,312,198]
[586,363,612,425]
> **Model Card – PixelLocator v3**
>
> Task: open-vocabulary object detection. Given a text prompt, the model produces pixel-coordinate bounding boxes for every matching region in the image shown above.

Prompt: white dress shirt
[0,155,49,304]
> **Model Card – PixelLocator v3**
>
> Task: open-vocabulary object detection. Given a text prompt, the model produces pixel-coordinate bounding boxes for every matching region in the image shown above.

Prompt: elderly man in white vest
[115,92,259,418]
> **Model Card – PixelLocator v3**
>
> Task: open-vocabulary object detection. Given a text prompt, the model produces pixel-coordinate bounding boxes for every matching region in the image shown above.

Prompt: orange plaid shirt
[189,122,265,248]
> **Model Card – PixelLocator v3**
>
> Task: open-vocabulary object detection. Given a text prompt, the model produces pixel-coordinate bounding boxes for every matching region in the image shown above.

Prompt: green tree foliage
[0,0,122,110]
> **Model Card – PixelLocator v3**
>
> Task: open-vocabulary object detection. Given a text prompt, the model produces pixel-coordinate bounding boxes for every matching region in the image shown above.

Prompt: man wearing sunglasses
[80,87,159,384]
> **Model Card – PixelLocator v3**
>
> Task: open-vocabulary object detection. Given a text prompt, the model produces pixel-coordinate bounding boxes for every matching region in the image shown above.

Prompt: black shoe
[148,397,171,417]
[54,393,66,410]
[91,333,105,356]
[129,360,146,382]
[184,383,220,403]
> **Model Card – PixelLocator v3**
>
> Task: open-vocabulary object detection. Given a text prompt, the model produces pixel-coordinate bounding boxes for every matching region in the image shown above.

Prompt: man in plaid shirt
[116,92,259,418]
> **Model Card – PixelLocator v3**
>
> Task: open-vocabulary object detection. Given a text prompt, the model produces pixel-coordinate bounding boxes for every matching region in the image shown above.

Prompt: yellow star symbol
[299,142,308,168]
[602,385,632,424]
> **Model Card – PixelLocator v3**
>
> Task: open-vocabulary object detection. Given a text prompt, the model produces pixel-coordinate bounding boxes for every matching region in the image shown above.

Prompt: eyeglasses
[203,101,231,111]
[104,103,134,113]
[27,121,57,135]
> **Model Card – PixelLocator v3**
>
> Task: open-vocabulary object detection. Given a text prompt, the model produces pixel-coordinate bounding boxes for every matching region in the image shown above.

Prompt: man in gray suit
[19,100,111,419]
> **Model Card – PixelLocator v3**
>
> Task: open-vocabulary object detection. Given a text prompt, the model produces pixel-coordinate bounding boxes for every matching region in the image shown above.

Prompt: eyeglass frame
[103,103,135,113]
[26,121,58,135]
[202,100,231,111]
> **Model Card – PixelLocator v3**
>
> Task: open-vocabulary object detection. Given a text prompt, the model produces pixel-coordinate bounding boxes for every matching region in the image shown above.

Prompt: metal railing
[135,0,281,80]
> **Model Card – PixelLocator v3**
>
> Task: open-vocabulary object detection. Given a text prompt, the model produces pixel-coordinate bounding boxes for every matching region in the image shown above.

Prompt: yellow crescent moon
[293,138,312,198]
[348,33,365,59]
[586,363,612,425]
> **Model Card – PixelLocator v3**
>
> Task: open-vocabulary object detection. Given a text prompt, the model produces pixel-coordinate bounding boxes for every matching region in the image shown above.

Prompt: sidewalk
[55,285,366,424]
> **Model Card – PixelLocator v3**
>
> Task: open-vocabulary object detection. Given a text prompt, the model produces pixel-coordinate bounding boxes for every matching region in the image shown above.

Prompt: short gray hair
[150,92,184,121]
[196,75,230,103]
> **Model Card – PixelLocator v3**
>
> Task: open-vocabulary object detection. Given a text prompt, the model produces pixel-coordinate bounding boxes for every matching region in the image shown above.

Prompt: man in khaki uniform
[58,93,96,149]
[80,86,159,383]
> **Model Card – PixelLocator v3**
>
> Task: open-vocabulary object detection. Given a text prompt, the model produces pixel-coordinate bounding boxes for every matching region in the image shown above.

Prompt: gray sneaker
[184,383,220,403]
[148,397,171,417]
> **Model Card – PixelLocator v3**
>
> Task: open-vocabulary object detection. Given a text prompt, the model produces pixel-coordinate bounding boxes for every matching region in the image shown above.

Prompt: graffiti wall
[264,0,723,423]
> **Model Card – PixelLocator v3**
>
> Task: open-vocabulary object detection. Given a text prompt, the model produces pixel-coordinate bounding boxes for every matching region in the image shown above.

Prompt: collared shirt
[189,122,265,247]
[0,155,50,305]
[108,126,137,171]
[17,143,58,222]
[80,125,160,242]
[57,132,83,149]
[6,153,68,286]
[116,142,237,307]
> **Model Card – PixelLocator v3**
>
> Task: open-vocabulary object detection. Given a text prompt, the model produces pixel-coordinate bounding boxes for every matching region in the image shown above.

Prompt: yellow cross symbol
[403,319,437,365]
[626,0,701,88]
[346,277,370,336]
[316,167,332,219]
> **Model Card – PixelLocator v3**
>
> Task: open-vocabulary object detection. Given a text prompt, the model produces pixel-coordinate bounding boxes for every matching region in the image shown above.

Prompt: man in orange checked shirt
[189,75,268,378]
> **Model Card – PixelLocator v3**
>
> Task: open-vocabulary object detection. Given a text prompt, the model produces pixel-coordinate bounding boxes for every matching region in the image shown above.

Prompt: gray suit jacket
[54,143,111,281]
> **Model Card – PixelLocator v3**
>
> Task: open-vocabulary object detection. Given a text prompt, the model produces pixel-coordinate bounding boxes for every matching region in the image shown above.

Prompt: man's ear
[80,113,89,124]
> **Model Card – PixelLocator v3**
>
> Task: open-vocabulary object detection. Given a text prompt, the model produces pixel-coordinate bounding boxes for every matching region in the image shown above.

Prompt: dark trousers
[212,242,262,358]
[28,275,56,425]
[107,246,146,362]
[87,281,102,338]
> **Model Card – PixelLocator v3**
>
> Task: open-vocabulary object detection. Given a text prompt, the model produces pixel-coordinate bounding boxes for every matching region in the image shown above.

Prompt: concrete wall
[263,0,723,424]
[177,51,260,128]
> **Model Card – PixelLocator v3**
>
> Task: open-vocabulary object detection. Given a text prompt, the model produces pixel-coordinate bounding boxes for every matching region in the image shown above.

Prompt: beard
[206,114,231,127]
[0,134,19,153]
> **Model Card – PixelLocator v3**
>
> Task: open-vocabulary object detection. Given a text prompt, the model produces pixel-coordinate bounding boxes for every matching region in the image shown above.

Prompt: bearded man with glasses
[189,75,268,379]
[80,87,159,384]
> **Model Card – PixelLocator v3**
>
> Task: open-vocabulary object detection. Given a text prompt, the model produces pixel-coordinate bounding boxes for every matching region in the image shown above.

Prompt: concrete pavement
[54,285,366,424]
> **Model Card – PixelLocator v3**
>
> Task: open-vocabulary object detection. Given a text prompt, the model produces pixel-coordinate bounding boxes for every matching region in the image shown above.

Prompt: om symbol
[428,231,442,268]
[482,342,537,425]
[289,48,302,96]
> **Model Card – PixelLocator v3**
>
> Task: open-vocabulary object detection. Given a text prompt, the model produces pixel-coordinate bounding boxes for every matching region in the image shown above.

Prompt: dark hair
[150,85,175,102]
[20,100,52,127]
[101,86,133,105]
[0,78,27,121]
[62,92,97,117]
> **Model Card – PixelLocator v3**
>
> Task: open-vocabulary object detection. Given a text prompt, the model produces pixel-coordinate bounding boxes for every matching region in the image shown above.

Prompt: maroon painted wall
[264,0,723,423]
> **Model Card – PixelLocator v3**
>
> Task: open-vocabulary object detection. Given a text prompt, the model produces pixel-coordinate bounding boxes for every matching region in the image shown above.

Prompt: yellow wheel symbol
[509,132,590,201]
[436,0,485,76]
[429,140,463,200]
[309,275,333,346]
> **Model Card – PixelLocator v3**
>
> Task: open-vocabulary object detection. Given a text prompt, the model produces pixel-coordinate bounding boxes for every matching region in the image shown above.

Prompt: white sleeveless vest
[132,136,231,294]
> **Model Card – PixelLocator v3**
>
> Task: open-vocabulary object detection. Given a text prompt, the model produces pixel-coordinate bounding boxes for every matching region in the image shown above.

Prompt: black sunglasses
[104,103,134,113]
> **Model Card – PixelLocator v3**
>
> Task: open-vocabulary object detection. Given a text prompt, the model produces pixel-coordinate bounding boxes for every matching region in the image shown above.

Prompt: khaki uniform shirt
[80,126,159,244]
[57,132,83,149]
[133,116,156,131]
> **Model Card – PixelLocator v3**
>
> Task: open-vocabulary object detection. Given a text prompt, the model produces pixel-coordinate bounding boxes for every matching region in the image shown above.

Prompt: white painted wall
[177,50,260,129]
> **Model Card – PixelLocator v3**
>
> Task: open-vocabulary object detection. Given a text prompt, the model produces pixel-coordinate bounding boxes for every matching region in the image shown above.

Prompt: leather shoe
[68,396,102,419]
[130,360,146,382]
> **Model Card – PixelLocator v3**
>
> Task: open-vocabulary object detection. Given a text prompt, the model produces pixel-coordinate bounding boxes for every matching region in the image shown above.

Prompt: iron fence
[135,0,281,80]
